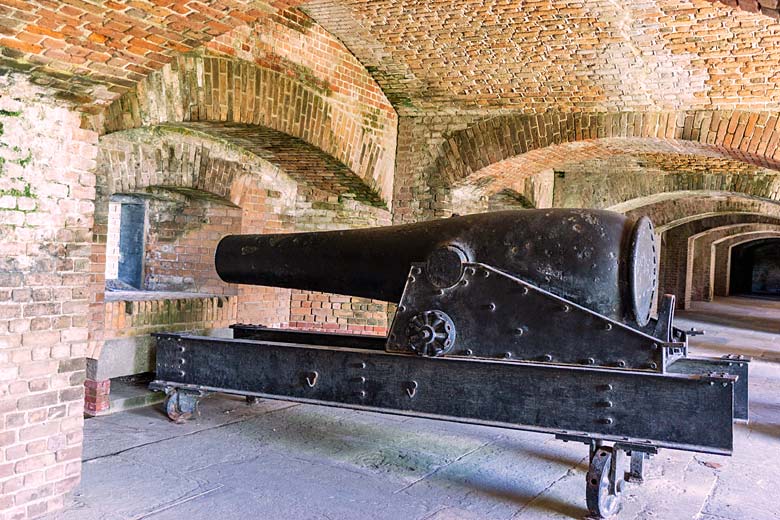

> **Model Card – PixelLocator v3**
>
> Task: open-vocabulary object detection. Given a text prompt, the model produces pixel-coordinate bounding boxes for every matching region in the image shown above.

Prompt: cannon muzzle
[215,209,657,327]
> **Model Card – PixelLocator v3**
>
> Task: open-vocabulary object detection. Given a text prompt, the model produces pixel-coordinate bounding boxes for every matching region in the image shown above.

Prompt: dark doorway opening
[729,238,780,298]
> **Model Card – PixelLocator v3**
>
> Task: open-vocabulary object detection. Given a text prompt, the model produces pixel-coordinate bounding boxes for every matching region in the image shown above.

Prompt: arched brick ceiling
[303,0,780,114]
[615,191,780,229]
[0,0,305,111]
[99,122,386,207]
[179,121,386,206]
[451,138,780,204]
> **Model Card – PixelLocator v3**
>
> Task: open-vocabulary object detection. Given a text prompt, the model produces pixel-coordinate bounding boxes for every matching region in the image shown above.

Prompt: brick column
[83,379,110,417]
[0,77,98,518]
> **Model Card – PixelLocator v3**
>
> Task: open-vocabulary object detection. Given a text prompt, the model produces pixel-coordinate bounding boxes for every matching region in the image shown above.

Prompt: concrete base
[46,297,779,520]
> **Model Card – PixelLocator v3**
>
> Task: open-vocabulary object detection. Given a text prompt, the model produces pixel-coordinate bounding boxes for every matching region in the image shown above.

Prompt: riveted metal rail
[667,355,750,421]
[151,332,735,455]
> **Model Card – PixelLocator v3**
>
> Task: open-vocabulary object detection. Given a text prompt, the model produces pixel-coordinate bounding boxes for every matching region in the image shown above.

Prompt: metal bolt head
[521,287,529,295]
[515,327,524,336]
[542,354,553,362]
[504,352,513,359]
[562,304,570,313]
[602,417,614,425]
[586,357,595,365]
[616,360,626,368]
[465,349,473,356]
[486,302,496,311]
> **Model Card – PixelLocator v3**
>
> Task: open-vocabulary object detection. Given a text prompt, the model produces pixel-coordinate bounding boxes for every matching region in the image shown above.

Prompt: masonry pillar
[0,76,98,518]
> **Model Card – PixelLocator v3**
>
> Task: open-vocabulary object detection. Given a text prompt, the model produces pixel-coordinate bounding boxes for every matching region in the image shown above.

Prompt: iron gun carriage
[151,209,748,518]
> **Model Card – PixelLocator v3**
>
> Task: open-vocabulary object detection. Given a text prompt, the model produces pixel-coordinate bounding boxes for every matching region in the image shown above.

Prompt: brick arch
[613,191,780,231]
[657,213,780,308]
[432,111,780,190]
[447,138,780,212]
[96,125,298,206]
[99,46,397,203]
[713,230,780,297]
[688,224,780,305]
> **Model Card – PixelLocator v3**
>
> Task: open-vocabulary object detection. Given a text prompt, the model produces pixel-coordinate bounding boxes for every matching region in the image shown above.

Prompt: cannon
[150,209,748,518]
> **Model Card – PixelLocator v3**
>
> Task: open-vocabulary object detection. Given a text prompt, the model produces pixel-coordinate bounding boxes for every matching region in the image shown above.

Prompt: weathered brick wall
[2,1,780,115]
[142,195,242,295]
[552,152,780,209]
[102,296,236,343]
[713,230,780,296]
[89,126,300,362]
[715,0,780,19]
[0,75,98,518]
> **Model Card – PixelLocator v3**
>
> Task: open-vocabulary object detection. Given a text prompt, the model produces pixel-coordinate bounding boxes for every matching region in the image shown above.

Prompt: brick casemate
[90,123,391,369]
[687,223,780,305]
[0,74,98,519]
[660,214,780,309]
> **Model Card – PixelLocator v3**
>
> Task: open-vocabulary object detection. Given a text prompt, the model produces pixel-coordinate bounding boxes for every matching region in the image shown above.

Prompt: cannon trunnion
[151,209,748,519]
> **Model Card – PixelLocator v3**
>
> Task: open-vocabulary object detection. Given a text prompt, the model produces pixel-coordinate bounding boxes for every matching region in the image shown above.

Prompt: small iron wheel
[164,390,198,424]
[586,446,623,518]
[407,310,456,357]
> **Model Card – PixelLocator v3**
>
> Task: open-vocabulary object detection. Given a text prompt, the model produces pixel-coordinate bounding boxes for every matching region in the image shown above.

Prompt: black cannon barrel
[215,209,657,326]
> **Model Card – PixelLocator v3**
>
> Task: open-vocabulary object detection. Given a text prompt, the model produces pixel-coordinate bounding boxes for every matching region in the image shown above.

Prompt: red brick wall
[0,75,98,519]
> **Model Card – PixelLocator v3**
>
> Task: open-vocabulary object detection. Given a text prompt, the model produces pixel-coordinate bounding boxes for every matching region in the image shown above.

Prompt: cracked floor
[45,297,779,520]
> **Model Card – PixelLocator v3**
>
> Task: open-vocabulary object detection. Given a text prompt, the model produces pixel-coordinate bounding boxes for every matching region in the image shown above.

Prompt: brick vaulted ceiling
[303,0,780,114]
[0,0,778,115]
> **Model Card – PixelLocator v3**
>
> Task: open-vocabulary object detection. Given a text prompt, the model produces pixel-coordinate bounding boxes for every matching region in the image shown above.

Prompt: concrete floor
[46,297,779,520]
